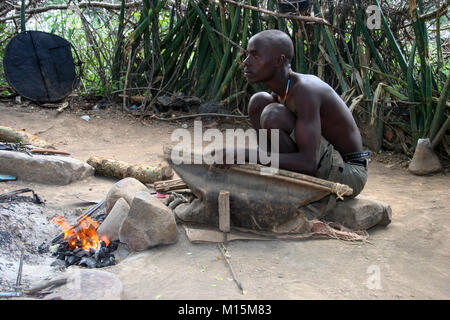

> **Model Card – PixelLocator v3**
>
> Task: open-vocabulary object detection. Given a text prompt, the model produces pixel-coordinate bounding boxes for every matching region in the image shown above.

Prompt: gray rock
[0,150,94,185]
[114,242,132,262]
[45,268,123,300]
[173,202,190,217]
[105,177,149,215]
[97,198,130,241]
[323,195,392,230]
[119,191,178,251]
[408,138,442,175]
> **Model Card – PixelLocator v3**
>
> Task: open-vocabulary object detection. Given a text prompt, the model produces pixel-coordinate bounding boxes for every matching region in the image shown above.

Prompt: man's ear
[276,54,286,67]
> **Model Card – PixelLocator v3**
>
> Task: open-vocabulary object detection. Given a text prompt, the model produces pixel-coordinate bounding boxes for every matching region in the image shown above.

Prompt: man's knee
[248,92,274,118]
[260,103,288,130]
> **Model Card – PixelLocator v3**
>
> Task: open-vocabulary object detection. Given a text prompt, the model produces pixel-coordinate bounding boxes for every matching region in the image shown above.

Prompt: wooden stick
[0,1,142,22]
[15,248,24,289]
[0,126,49,148]
[216,0,331,26]
[30,148,71,156]
[230,166,353,197]
[154,178,188,192]
[151,113,248,121]
[217,243,245,295]
[87,156,173,183]
[419,0,450,21]
[218,190,230,243]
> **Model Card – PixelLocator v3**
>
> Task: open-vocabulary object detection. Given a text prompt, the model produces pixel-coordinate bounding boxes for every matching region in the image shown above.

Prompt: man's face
[243,36,277,84]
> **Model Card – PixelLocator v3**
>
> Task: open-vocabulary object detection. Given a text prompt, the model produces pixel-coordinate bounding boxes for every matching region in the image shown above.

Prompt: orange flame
[51,215,110,251]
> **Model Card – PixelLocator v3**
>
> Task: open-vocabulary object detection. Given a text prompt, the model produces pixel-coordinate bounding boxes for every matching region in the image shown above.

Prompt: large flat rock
[0,150,94,185]
[323,195,392,230]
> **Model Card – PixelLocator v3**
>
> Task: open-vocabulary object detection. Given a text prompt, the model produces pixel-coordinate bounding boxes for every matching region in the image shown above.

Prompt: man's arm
[239,96,322,176]
[275,101,322,175]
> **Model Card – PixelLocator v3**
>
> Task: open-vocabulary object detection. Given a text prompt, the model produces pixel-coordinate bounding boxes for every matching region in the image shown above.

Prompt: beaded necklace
[278,69,293,105]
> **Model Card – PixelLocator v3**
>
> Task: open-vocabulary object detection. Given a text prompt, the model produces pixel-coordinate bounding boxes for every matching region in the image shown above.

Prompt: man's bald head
[250,30,294,66]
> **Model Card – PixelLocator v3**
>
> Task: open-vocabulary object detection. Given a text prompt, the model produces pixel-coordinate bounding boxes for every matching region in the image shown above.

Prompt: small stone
[408,138,442,175]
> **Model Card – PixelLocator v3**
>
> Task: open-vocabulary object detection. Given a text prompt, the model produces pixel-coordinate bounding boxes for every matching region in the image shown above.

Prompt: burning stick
[51,199,105,245]
[51,214,109,251]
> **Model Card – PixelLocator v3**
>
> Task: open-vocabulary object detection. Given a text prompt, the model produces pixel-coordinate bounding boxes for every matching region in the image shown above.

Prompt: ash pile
[0,189,60,291]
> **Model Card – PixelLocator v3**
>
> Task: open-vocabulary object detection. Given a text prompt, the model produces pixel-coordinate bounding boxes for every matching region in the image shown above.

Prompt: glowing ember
[51,215,109,251]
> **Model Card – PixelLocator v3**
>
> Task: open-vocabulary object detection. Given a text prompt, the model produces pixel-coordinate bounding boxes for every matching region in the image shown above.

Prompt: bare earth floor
[0,102,449,299]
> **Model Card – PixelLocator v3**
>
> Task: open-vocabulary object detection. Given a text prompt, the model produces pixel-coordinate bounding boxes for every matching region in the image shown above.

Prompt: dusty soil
[0,101,449,300]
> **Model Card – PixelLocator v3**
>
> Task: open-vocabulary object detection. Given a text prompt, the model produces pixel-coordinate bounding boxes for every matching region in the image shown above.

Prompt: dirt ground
[0,101,449,300]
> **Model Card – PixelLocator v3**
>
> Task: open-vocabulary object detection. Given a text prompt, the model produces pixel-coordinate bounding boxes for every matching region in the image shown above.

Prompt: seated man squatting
[236,29,371,199]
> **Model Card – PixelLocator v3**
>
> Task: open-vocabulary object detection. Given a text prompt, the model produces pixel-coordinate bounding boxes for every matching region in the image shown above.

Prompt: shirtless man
[241,29,370,197]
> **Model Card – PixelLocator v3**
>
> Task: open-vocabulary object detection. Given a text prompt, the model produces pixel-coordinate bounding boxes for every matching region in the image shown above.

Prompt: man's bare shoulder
[295,73,345,108]
[296,73,332,93]
[290,73,332,109]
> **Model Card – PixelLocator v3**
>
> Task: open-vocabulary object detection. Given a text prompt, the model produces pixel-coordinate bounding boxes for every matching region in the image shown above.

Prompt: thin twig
[419,0,450,21]
[123,46,138,112]
[15,248,24,290]
[152,113,248,121]
[217,243,245,295]
[215,0,331,26]
[0,1,142,22]
[212,28,246,53]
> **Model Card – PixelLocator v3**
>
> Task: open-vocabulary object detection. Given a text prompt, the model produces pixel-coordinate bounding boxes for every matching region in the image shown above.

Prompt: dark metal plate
[3,31,79,102]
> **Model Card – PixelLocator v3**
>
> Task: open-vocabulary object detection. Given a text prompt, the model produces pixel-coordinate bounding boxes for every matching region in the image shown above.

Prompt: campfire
[51,215,109,251]
[50,215,118,268]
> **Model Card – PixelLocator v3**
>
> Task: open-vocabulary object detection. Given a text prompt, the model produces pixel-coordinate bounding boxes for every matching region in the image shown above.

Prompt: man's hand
[204,147,236,169]
[205,146,261,170]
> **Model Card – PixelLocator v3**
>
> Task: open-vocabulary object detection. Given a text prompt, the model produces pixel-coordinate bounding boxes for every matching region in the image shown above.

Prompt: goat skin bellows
[163,147,353,233]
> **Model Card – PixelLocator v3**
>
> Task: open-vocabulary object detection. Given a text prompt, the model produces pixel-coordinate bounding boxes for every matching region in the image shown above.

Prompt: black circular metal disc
[3,31,78,102]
